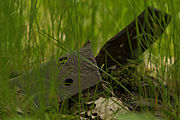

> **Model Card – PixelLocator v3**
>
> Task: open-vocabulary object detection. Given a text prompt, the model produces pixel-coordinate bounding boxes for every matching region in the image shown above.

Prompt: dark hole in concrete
[59,57,67,65]
[92,113,98,116]
[64,78,73,86]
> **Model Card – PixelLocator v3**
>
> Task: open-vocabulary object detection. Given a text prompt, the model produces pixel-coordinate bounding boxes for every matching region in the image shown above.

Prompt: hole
[92,113,98,116]
[64,79,73,86]
[59,57,67,65]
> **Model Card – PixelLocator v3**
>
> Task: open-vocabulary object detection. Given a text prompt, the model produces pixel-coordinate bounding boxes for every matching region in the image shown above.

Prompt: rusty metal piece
[96,7,171,68]
[10,42,101,106]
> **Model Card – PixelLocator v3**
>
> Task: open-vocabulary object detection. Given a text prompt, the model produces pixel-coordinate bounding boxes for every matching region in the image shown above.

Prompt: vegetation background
[0,0,179,119]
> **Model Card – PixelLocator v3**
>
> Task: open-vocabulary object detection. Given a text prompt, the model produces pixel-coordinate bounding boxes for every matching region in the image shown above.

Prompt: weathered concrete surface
[10,42,101,106]
[96,7,171,68]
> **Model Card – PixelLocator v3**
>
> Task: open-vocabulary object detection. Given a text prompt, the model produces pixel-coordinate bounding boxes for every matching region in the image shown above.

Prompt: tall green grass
[0,0,179,119]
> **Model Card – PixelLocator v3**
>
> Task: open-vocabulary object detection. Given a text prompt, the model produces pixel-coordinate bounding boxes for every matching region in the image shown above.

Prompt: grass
[0,0,180,119]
